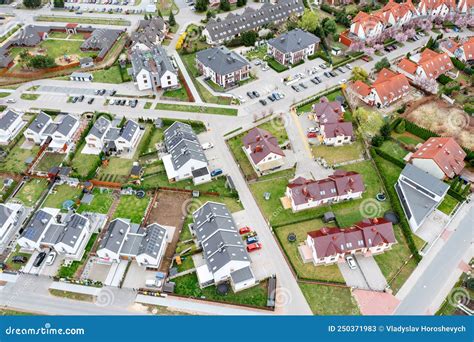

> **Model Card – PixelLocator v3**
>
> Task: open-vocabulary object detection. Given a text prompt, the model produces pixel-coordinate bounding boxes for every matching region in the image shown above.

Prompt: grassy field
[391,131,424,146]
[113,195,150,224]
[35,153,65,172]
[49,289,94,302]
[267,58,289,72]
[173,273,268,308]
[98,157,134,183]
[162,87,189,101]
[36,16,130,26]
[39,39,96,60]
[196,195,243,213]
[77,188,115,215]
[4,246,31,271]
[20,94,40,101]
[274,219,345,282]
[71,146,101,179]
[92,66,124,84]
[299,283,360,315]
[155,103,237,116]
[43,184,82,210]
[437,195,459,216]
[141,129,164,155]
[378,140,408,161]
[0,137,40,173]
[14,178,48,207]
[156,0,179,16]
[312,139,365,166]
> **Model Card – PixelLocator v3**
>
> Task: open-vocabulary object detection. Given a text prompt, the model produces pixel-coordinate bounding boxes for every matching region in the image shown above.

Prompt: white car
[201,142,214,150]
[6,99,16,103]
[346,255,357,270]
[338,79,347,85]
[46,251,57,266]
[307,127,319,133]
[109,99,115,105]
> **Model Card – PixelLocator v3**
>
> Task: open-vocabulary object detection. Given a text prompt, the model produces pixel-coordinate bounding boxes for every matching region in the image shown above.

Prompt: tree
[375,57,390,72]
[394,120,406,134]
[195,0,209,12]
[168,11,176,26]
[351,67,368,82]
[157,9,163,18]
[353,107,384,137]
[380,123,391,140]
[237,0,246,7]
[219,0,231,11]
[322,18,337,36]
[298,9,319,33]
[371,135,384,147]
[53,0,64,8]
[241,31,257,47]
[23,0,41,8]
[27,55,56,69]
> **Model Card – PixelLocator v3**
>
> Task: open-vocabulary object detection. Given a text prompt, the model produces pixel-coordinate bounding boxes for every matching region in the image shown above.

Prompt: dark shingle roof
[268,29,320,54]
[196,46,249,75]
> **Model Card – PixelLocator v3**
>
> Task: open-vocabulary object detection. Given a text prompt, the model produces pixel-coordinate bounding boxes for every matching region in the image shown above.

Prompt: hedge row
[447,188,467,202]
[373,147,406,168]
[370,149,422,263]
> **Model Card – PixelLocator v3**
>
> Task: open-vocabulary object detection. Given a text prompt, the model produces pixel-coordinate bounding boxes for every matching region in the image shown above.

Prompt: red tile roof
[287,170,365,206]
[321,122,354,139]
[397,58,418,75]
[352,80,371,97]
[462,37,474,61]
[372,68,411,105]
[312,98,344,124]
[308,218,396,258]
[418,49,454,78]
[242,127,284,165]
[410,137,466,178]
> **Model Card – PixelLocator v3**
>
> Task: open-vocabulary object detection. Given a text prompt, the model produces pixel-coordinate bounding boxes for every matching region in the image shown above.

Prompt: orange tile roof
[352,80,371,97]
[397,58,418,75]
[418,49,454,78]
[372,69,411,104]
[462,37,474,61]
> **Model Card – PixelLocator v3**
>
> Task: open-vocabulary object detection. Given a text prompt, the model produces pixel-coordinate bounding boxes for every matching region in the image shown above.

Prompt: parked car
[314,76,322,83]
[239,226,251,235]
[267,94,275,102]
[201,142,214,150]
[299,82,307,89]
[254,59,261,66]
[247,242,262,252]
[307,132,318,138]
[291,85,301,92]
[246,236,259,244]
[210,168,223,177]
[6,99,15,103]
[78,95,84,102]
[323,72,330,78]
[12,255,27,264]
[87,98,94,104]
[307,127,319,133]
[33,252,47,268]
[259,99,267,106]
[346,64,352,70]
[72,96,78,103]
[253,91,260,98]
[130,99,138,108]
[338,79,347,85]
[46,251,57,266]
[329,71,337,77]
[247,91,255,99]
[109,90,117,96]
[346,255,357,270]
[311,78,319,85]
[361,55,370,62]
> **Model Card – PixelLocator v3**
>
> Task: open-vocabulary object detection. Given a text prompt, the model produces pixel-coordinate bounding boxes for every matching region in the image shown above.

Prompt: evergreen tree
[168,11,176,26]
[219,0,231,12]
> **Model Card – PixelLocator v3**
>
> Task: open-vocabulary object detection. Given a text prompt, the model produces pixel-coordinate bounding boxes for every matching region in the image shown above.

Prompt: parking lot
[64,0,146,15]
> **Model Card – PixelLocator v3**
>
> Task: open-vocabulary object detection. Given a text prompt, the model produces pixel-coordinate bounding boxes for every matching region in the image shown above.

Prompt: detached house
[242,127,285,174]
[301,218,397,266]
[0,109,24,145]
[311,98,353,146]
[349,12,385,40]
[191,202,256,292]
[409,137,466,179]
[398,48,454,80]
[441,37,474,64]
[196,46,250,89]
[353,68,411,108]
[130,46,178,92]
[0,203,24,248]
[395,164,449,232]
[131,16,169,50]
[285,170,365,212]
[162,122,210,184]
[458,0,474,14]
[24,112,79,153]
[267,29,320,66]
[18,208,60,251]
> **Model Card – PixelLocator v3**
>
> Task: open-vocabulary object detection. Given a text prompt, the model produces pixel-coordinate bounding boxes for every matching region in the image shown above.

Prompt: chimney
[254,145,263,153]
[256,135,261,142]
[302,186,309,196]
[373,217,378,224]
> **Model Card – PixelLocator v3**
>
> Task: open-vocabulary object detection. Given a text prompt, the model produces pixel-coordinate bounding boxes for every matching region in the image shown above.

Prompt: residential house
[203,0,305,44]
[13,25,50,47]
[17,208,61,251]
[0,203,24,248]
[319,122,354,146]
[267,29,320,66]
[398,48,454,80]
[191,202,256,292]
[301,218,397,266]
[458,0,474,14]
[242,127,285,173]
[395,164,450,232]
[80,28,123,61]
[352,68,411,108]
[440,37,474,64]
[97,218,168,268]
[196,46,250,89]
[285,170,365,212]
[409,137,466,179]
[310,98,353,146]
[131,16,169,50]
[130,46,178,91]
[378,0,418,27]
[418,0,456,17]
[24,112,80,153]
[349,12,385,40]
[162,122,210,184]
[79,57,94,68]
[84,116,112,153]
[0,109,24,145]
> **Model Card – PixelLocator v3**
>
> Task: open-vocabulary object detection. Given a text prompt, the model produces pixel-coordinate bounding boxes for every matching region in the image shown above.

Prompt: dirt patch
[146,190,191,273]
[404,100,474,149]
[55,54,80,66]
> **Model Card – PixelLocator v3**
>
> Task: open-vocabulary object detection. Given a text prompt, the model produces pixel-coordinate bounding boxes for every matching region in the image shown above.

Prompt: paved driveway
[338,261,369,290]
[338,255,387,291]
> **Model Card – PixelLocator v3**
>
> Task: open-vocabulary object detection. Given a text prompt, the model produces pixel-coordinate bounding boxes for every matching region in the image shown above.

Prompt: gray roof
[120,120,139,142]
[204,0,304,42]
[0,109,20,131]
[56,114,78,137]
[56,214,89,248]
[98,219,130,253]
[137,223,167,258]
[88,116,112,139]
[28,111,51,133]
[131,46,176,81]
[71,72,93,78]
[81,28,123,59]
[192,166,209,178]
[132,16,167,49]
[104,127,120,141]
[396,164,449,228]
[268,29,320,54]
[80,57,93,65]
[193,202,250,274]
[196,46,250,75]
[120,231,144,256]
[21,209,54,243]
[230,266,254,284]
[12,25,50,47]
[0,204,13,227]
[41,223,64,245]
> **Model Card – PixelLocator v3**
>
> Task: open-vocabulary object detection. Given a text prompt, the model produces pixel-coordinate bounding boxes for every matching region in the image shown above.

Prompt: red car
[239,226,251,235]
[247,242,262,252]
[307,132,317,138]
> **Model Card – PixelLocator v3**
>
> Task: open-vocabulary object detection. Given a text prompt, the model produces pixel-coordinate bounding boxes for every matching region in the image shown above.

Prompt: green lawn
[36,16,130,26]
[77,188,115,215]
[35,152,65,172]
[70,146,101,179]
[20,94,40,101]
[4,246,31,271]
[0,92,11,98]
[299,283,360,315]
[274,219,345,282]
[312,140,365,166]
[113,195,150,224]
[156,0,179,16]
[43,184,82,210]
[162,87,189,101]
[141,129,164,155]
[92,66,124,84]
[378,140,408,161]
[267,58,289,73]
[173,273,268,308]
[39,39,97,60]
[245,45,267,61]
[0,137,40,173]
[197,195,243,213]
[392,131,424,146]
[0,309,35,316]
[144,102,153,109]
[155,103,237,116]
[437,195,459,216]
[14,178,48,207]
[98,157,134,183]
[56,233,98,279]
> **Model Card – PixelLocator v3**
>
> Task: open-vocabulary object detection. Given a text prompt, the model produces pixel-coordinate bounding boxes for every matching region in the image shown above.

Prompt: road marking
[289,108,312,159]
